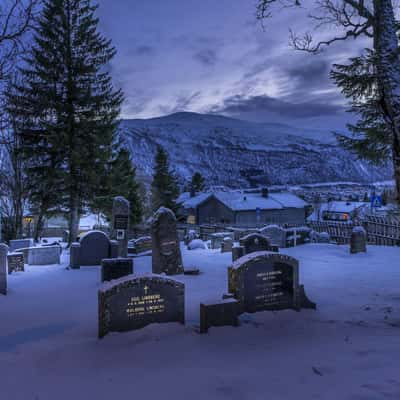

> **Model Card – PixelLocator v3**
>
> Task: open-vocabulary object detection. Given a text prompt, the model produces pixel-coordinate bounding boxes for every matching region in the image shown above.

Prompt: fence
[178,217,400,247]
[308,216,400,246]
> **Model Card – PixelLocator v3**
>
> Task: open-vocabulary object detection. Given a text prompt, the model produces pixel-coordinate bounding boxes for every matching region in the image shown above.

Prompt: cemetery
[1,203,400,399]
[1,0,400,398]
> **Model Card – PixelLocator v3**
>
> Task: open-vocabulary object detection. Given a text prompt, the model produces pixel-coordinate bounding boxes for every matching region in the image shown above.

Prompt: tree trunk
[374,0,400,203]
[34,211,44,243]
[393,135,400,203]
[68,195,80,246]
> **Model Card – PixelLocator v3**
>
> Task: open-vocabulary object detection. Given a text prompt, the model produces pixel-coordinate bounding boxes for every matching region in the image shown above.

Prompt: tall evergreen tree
[91,145,143,226]
[331,50,393,165]
[10,0,123,243]
[151,146,179,213]
[189,172,205,194]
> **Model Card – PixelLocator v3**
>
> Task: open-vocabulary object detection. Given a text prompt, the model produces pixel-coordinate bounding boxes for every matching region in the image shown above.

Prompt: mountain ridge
[119,112,391,188]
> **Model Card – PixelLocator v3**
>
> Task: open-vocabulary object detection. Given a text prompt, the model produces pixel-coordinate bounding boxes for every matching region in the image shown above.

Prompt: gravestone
[128,236,152,255]
[7,252,24,273]
[98,274,185,338]
[318,232,330,243]
[350,226,367,254]
[210,232,234,249]
[232,245,244,262]
[9,239,33,252]
[70,231,117,268]
[239,233,278,255]
[101,258,133,282]
[112,196,130,257]
[259,225,286,248]
[184,230,199,245]
[200,299,239,334]
[151,207,183,275]
[187,239,207,250]
[0,243,8,295]
[228,251,301,314]
[17,246,60,265]
[221,237,233,253]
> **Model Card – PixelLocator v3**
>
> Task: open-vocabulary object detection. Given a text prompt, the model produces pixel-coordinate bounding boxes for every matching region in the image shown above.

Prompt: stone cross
[0,243,9,295]
[112,196,130,257]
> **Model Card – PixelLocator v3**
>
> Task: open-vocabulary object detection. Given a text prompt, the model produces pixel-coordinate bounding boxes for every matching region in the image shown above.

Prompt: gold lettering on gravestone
[126,290,166,317]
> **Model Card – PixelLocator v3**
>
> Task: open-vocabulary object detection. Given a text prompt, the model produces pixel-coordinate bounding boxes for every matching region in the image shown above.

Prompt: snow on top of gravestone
[151,207,176,223]
[113,196,129,204]
[187,239,207,250]
[231,250,298,270]
[79,230,110,241]
[261,224,282,230]
[99,272,184,293]
[353,226,366,234]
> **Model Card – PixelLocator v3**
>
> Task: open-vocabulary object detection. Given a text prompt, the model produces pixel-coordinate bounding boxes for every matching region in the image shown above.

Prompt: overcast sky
[97,0,371,130]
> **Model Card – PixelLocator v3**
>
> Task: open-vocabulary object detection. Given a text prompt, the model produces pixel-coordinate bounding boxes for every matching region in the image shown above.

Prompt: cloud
[211,94,344,119]
[134,45,155,55]
[158,91,202,115]
[193,48,218,66]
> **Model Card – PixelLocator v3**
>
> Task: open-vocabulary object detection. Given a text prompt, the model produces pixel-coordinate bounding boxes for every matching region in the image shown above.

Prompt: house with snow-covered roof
[178,188,309,226]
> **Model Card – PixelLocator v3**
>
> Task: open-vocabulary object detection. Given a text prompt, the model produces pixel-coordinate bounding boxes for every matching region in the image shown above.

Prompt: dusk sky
[97,0,371,130]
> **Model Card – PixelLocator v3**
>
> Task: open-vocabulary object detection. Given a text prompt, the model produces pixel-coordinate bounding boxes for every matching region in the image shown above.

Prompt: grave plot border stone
[98,274,185,338]
[200,299,239,334]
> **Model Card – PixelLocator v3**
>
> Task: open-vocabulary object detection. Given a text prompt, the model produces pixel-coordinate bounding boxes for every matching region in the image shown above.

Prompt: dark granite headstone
[112,196,130,257]
[232,246,244,262]
[7,252,24,274]
[151,207,183,275]
[70,242,81,269]
[98,274,185,338]
[101,258,133,282]
[228,251,301,314]
[239,233,277,255]
[0,243,8,295]
[221,237,233,253]
[259,225,286,248]
[78,231,110,266]
[200,299,239,334]
[350,227,367,254]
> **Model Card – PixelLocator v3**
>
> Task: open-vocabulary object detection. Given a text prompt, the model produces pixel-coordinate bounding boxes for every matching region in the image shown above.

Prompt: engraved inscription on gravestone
[114,215,129,230]
[228,251,300,313]
[7,253,24,274]
[98,275,185,338]
[112,196,130,258]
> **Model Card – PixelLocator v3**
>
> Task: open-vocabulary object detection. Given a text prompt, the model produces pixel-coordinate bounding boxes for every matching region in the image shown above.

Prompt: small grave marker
[101,258,133,282]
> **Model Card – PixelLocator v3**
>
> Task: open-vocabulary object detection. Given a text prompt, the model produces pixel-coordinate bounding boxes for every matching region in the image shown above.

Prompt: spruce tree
[10,0,123,243]
[91,146,143,225]
[189,172,205,194]
[331,50,393,165]
[151,146,179,213]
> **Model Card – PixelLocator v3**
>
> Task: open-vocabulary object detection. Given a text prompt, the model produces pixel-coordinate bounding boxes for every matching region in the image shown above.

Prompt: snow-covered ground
[1,244,400,400]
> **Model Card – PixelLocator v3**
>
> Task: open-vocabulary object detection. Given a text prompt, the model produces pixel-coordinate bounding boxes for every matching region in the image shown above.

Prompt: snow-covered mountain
[120,112,391,187]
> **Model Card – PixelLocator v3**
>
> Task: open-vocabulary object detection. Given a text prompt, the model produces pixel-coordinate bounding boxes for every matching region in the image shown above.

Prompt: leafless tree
[0,1,37,240]
[257,0,400,203]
